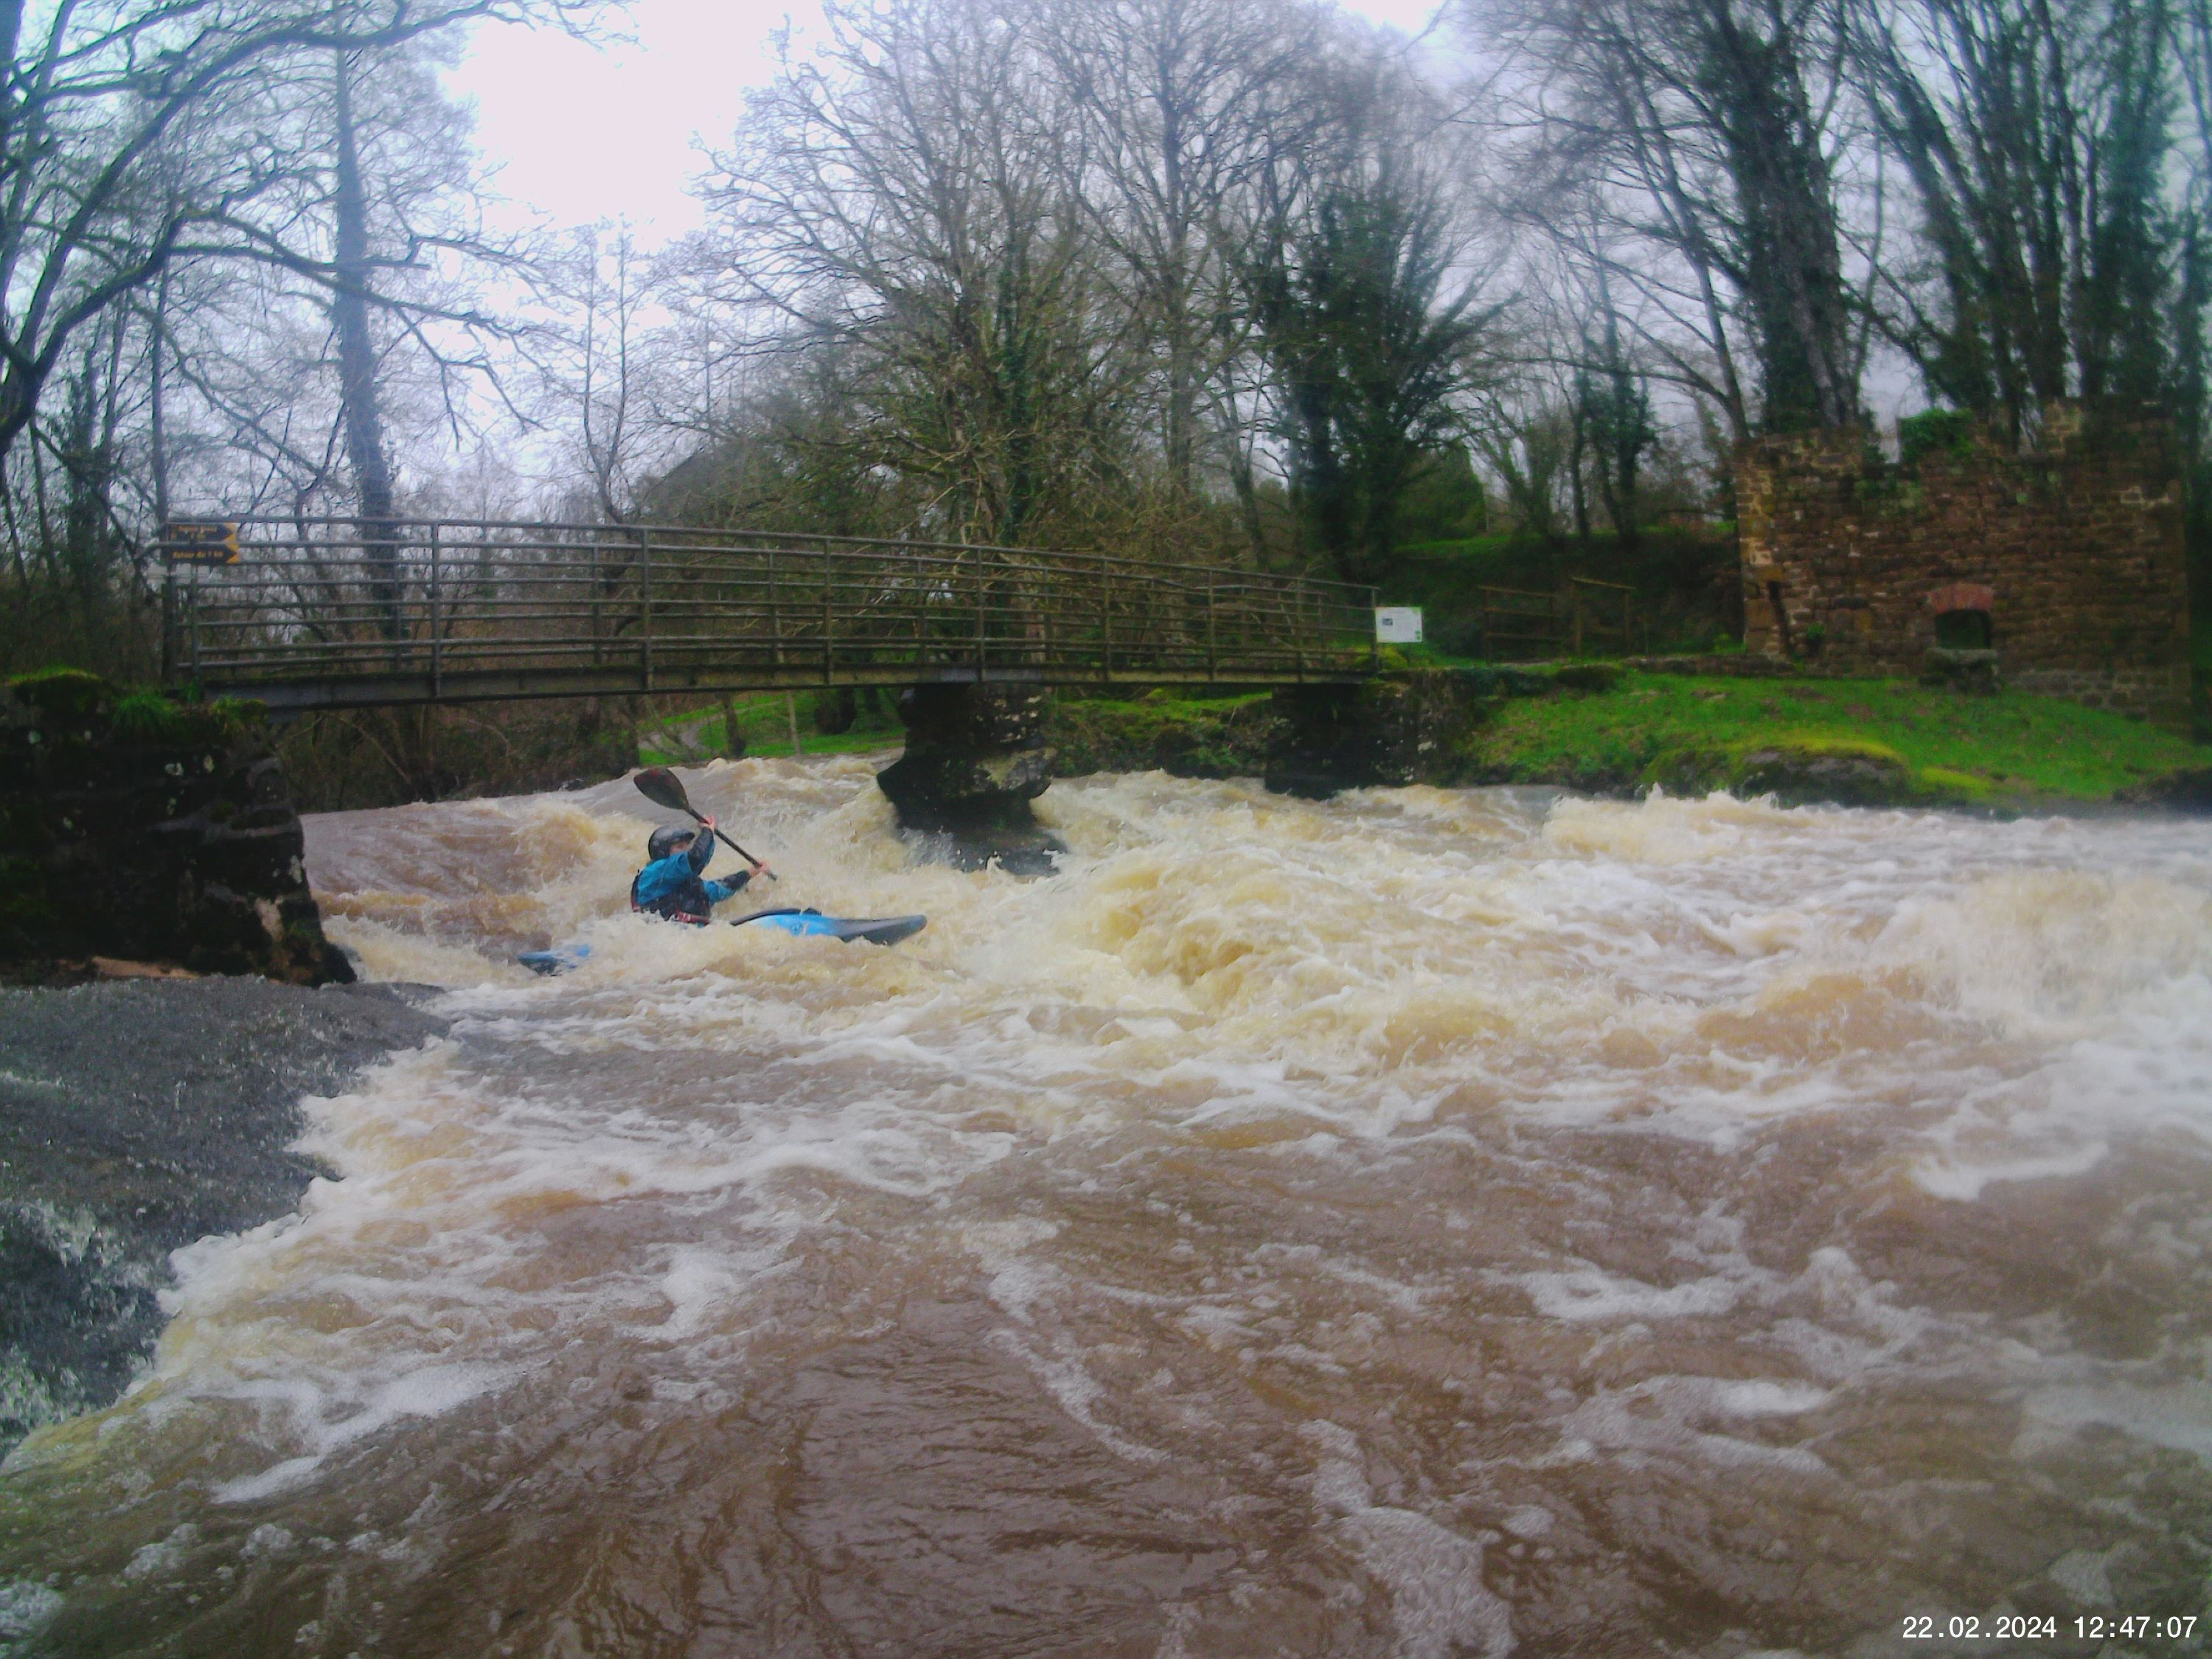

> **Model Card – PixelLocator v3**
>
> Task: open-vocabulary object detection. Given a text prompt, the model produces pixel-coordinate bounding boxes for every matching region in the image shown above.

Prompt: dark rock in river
[0,976,444,1454]
[1731,743,1919,806]
[878,684,1066,872]
[1,669,351,984]
[1265,672,1491,798]
[877,684,1055,830]
[2115,765,2212,813]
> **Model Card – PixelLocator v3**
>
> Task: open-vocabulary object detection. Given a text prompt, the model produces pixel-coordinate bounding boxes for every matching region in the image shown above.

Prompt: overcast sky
[442,0,1451,247]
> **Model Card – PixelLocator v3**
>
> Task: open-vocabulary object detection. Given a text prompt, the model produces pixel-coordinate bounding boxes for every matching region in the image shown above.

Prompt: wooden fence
[1472,577,1642,661]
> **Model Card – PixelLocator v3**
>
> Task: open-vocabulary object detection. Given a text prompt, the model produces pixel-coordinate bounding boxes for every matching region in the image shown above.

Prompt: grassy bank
[1048,689,1276,778]
[1024,672,2204,807]
[1460,671,2201,804]
[633,670,2203,810]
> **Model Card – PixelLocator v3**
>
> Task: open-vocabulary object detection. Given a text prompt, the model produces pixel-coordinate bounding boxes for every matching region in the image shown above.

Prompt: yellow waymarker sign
[164,521,240,563]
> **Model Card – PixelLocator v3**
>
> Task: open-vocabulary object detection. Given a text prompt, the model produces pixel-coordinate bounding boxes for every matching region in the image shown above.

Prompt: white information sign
[1374,606,1424,644]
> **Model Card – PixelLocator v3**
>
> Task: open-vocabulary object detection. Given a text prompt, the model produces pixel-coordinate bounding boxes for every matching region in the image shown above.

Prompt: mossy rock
[6,675,262,748]
[7,667,112,720]
[111,690,191,742]
[1728,737,1916,806]
[1046,693,1276,780]
[2115,767,2212,813]
[1643,745,1731,794]
[0,855,63,939]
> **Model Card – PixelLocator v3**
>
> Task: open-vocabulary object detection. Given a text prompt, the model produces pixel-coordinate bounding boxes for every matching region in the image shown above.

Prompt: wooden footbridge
[160,518,1382,714]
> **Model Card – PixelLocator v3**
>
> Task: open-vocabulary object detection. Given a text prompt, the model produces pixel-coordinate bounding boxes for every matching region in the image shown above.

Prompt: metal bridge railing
[161,519,1380,711]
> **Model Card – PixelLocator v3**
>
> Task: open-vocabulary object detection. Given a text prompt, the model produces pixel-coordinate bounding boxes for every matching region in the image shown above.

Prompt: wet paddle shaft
[634,767,777,883]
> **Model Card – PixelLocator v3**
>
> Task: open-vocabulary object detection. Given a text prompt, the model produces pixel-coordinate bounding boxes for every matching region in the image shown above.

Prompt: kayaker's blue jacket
[630,832,750,923]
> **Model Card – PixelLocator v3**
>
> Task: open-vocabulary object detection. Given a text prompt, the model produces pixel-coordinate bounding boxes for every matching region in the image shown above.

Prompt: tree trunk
[1227,434,1270,568]
[151,270,175,683]
[332,49,400,639]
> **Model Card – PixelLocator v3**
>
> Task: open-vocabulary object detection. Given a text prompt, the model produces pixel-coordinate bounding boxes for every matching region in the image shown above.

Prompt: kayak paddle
[634,766,777,882]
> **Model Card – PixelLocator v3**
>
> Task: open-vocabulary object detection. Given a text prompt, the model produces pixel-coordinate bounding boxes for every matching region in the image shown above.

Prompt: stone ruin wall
[1736,406,2191,731]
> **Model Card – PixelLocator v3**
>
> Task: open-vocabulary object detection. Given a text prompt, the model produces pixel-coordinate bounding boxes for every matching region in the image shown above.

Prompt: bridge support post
[874,684,1063,874]
[1265,672,1484,799]
[1,671,352,983]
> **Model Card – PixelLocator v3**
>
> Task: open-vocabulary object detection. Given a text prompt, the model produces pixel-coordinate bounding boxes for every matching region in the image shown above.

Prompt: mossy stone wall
[0,672,350,983]
[1736,404,2191,730]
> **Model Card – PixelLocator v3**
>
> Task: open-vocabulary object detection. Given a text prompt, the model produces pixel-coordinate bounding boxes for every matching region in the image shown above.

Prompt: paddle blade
[633,766,696,817]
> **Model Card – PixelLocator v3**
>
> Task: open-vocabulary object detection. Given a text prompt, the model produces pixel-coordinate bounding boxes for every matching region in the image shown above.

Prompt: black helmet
[647,823,697,861]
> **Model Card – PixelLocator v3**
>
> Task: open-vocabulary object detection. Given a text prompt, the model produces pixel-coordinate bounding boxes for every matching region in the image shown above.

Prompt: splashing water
[4,760,2211,1656]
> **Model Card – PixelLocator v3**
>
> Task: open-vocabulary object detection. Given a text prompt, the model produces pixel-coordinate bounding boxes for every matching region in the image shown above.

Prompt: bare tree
[1470,0,1868,436]
[700,0,1127,546]
[531,223,677,524]
[0,0,585,476]
[1466,379,1574,544]
[1849,0,2204,440]
[1049,0,1319,500]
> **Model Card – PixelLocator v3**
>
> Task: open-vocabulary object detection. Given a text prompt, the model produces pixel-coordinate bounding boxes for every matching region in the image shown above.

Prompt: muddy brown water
[3,762,2210,1657]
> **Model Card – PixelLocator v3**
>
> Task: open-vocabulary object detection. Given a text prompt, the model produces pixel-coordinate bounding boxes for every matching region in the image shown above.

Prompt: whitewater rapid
[4,759,2209,1656]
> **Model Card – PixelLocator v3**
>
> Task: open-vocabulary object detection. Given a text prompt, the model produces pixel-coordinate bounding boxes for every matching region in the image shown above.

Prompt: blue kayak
[518,908,927,976]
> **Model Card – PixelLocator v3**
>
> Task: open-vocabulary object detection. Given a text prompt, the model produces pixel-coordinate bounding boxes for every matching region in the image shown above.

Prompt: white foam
[1520,1268,1744,1323]
[21,770,2197,1576]
[212,1362,520,1503]
[1549,1375,1833,1476]
[1302,1422,1514,1658]
[2015,1382,2212,1463]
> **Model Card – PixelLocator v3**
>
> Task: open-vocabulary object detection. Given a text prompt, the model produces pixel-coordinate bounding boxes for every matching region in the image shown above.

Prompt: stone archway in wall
[1925,581,1994,651]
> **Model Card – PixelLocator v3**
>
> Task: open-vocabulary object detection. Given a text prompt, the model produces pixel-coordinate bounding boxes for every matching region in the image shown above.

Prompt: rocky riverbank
[0,977,444,1455]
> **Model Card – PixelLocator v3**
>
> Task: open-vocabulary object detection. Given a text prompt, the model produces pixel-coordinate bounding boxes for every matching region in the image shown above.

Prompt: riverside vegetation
[21,664,2201,822]
[1453,670,2206,806]
[638,670,2205,812]
[1059,673,2202,808]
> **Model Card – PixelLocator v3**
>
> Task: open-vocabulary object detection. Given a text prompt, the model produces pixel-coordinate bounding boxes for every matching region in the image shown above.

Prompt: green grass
[636,690,904,766]
[1464,672,2202,803]
[1049,689,1273,776]
[627,669,2206,806]
[6,669,264,744]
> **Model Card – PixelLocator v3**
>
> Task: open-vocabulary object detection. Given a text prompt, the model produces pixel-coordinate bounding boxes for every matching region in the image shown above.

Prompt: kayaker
[630,818,771,924]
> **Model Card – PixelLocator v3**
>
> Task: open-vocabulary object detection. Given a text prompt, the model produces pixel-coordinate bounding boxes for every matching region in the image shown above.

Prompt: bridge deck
[164,519,1379,713]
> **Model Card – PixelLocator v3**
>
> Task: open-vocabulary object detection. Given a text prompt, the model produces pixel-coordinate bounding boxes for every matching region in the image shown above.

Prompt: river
[4,761,2210,1657]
